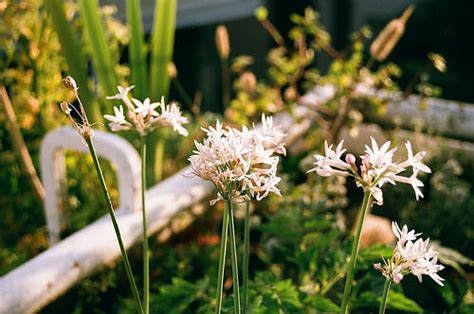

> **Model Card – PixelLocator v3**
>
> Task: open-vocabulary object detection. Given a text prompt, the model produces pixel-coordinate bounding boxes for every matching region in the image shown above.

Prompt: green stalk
[140,136,150,314]
[84,137,143,314]
[378,279,392,314]
[340,190,372,314]
[78,0,117,96]
[46,0,101,123]
[126,0,147,99]
[215,201,230,314]
[242,200,250,313]
[227,201,241,314]
[147,0,177,185]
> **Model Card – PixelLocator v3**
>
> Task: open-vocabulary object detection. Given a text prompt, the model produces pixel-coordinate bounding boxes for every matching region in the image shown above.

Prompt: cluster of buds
[189,115,286,204]
[60,76,93,139]
[105,86,188,136]
[308,137,431,205]
[374,222,444,286]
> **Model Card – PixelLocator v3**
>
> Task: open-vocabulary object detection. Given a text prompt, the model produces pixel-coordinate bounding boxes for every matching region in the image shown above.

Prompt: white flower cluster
[374,222,444,286]
[104,86,188,136]
[189,115,285,204]
[308,137,431,205]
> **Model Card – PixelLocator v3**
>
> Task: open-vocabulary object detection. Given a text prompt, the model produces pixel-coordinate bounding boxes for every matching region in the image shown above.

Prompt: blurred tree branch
[0,85,45,204]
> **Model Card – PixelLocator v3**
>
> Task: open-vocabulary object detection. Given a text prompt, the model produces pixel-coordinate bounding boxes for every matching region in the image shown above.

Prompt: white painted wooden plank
[378,95,474,140]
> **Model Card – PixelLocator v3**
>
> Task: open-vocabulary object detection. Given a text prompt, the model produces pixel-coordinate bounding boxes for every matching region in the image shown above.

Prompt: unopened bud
[167,62,177,79]
[394,251,401,262]
[373,263,383,271]
[392,271,403,284]
[345,154,356,167]
[63,76,78,91]
[284,86,297,101]
[370,5,414,61]
[215,25,230,59]
[60,101,71,115]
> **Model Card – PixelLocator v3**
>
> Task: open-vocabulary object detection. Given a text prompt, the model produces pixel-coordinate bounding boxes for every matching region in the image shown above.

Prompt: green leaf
[78,0,117,97]
[353,291,422,313]
[154,277,209,313]
[308,295,340,313]
[149,0,177,100]
[126,0,147,99]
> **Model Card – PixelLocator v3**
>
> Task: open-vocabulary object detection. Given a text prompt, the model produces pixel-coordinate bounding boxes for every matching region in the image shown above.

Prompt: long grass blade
[147,0,178,185]
[78,0,117,97]
[46,0,102,123]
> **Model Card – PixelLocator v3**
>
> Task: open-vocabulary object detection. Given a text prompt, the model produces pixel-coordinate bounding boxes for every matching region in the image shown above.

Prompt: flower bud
[345,154,356,168]
[215,25,230,59]
[284,86,297,101]
[63,76,78,91]
[373,263,383,271]
[167,62,177,79]
[370,5,414,61]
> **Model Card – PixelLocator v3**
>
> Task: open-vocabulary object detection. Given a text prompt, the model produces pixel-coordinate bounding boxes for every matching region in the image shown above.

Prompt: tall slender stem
[340,190,372,314]
[242,200,250,313]
[215,201,230,314]
[378,279,392,314]
[85,137,143,314]
[140,136,150,314]
[227,201,241,314]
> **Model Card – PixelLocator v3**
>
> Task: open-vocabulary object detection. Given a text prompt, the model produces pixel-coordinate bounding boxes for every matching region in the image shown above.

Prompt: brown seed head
[60,101,71,115]
[370,5,414,61]
[215,25,230,59]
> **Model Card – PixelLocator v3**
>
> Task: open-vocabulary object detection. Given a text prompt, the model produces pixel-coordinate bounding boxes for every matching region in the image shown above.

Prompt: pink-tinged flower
[394,141,431,174]
[307,140,352,177]
[106,85,135,110]
[374,221,444,286]
[363,137,397,175]
[105,86,188,136]
[104,105,132,132]
[154,99,189,136]
[132,98,160,118]
[188,119,284,204]
[308,137,430,205]
[391,222,421,246]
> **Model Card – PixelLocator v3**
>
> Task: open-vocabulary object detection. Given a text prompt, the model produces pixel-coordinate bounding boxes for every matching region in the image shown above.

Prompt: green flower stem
[215,201,230,314]
[340,190,372,314]
[140,135,150,314]
[378,279,392,314]
[85,137,143,314]
[242,200,250,313]
[227,201,241,314]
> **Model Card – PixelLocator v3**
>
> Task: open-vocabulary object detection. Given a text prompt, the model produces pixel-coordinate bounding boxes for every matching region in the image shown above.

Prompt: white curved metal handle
[40,126,141,244]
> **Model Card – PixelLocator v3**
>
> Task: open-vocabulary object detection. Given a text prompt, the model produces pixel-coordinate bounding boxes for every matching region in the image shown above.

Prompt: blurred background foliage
[0,0,473,313]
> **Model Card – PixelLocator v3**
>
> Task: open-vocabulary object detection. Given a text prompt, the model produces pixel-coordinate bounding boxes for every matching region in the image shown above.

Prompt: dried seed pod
[215,25,230,59]
[62,76,78,91]
[370,5,414,61]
